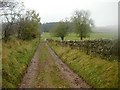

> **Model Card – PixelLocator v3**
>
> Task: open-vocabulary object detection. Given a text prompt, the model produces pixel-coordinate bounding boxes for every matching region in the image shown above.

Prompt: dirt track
[19,41,91,88]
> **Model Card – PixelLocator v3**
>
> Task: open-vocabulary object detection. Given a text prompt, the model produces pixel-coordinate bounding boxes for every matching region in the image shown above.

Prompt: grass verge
[2,38,39,88]
[48,42,118,88]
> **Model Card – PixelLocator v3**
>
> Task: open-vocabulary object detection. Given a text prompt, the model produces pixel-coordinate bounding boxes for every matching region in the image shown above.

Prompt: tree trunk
[80,31,83,40]
[61,37,64,41]
[18,29,21,39]
[80,36,83,40]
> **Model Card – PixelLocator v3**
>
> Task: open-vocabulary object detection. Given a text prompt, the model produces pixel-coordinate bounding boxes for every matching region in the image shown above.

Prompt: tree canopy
[71,10,94,40]
[18,10,40,40]
[0,0,41,41]
[51,21,68,41]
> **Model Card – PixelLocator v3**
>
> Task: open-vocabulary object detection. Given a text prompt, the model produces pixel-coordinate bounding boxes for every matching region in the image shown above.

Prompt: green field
[42,32,118,41]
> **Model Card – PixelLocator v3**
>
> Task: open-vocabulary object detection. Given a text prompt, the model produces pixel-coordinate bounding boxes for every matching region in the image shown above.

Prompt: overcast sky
[23,0,119,26]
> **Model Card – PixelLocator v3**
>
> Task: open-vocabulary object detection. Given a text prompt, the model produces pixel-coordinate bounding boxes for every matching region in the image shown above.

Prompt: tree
[0,0,25,41]
[19,10,40,40]
[71,10,94,40]
[52,21,68,41]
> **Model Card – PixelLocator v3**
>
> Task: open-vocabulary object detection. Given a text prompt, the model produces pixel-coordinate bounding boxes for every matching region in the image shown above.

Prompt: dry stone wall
[47,39,118,60]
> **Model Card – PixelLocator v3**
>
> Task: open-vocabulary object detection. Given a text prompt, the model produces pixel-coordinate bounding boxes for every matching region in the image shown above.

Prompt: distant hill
[92,25,118,33]
[41,22,58,32]
[41,22,118,35]
[41,22,74,33]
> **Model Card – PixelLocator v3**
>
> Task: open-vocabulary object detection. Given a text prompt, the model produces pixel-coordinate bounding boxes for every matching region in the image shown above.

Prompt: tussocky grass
[48,42,118,88]
[2,38,39,88]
